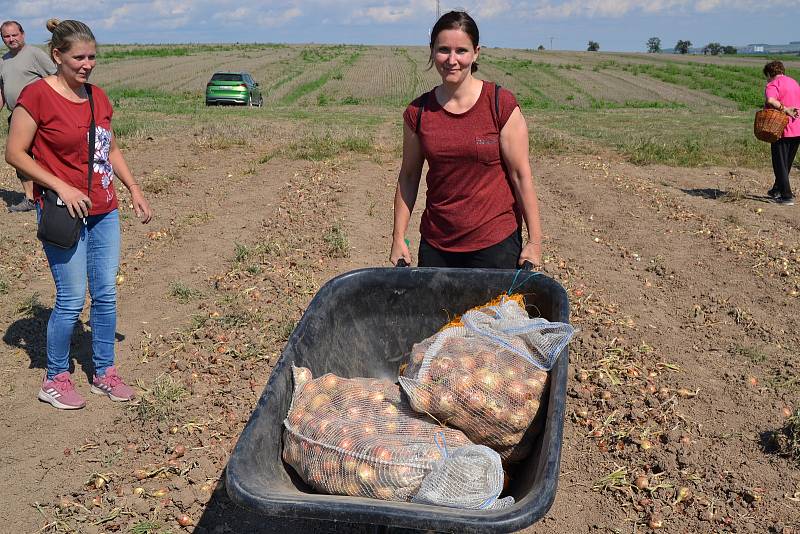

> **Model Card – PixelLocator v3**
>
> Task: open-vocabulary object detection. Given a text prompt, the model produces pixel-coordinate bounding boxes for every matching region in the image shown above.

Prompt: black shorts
[418,229,522,269]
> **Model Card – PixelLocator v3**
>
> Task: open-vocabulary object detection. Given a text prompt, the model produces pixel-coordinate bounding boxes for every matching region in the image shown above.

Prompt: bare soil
[0,117,798,534]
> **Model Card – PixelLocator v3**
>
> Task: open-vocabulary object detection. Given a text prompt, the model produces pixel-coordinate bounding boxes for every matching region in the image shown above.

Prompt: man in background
[0,20,56,212]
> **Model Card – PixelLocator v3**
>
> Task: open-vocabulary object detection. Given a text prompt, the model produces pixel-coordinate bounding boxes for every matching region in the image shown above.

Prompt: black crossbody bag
[37,84,95,249]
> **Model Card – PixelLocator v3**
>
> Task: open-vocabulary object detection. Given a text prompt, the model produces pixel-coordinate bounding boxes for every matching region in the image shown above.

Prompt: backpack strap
[416,84,503,133]
[494,83,503,132]
[415,90,429,134]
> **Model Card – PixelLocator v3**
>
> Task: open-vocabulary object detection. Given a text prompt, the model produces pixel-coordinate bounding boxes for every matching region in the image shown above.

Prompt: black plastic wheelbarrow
[226,267,570,533]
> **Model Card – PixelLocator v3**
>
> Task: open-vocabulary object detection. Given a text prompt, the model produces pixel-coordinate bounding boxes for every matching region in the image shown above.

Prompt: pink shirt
[766,74,800,138]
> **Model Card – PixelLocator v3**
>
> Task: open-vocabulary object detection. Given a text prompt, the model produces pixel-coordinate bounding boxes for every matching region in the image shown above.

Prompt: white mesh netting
[282,366,512,509]
[399,297,574,463]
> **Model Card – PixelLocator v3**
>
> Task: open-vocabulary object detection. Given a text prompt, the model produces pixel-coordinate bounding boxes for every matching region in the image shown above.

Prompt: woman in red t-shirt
[390,11,543,269]
[5,19,152,410]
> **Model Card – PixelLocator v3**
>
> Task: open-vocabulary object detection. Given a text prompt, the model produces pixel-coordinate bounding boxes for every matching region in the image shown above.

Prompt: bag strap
[494,84,503,132]
[415,84,503,134]
[86,84,95,194]
[415,90,429,134]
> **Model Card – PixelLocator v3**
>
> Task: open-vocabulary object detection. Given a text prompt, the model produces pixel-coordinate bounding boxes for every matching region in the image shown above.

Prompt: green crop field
[16,44,800,168]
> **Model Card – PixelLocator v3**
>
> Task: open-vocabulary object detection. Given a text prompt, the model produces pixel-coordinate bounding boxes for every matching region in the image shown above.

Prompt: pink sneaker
[91,367,135,401]
[38,372,86,409]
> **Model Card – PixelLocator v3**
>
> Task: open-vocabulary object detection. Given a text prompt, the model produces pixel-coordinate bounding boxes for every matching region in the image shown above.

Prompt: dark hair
[0,20,24,34]
[428,11,480,73]
[46,18,95,63]
[763,61,785,78]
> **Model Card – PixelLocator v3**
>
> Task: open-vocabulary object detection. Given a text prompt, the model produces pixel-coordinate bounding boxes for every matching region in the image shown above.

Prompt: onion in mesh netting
[283,366,513,509]
[399,296,573,464]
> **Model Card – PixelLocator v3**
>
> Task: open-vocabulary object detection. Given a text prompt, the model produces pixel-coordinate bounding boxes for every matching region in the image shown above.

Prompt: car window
[211,73,244,82]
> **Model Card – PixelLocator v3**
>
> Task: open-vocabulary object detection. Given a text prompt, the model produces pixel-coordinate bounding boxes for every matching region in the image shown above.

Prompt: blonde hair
[46,18,95,62]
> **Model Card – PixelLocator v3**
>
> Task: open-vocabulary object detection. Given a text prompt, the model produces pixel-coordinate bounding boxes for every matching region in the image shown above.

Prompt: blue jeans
[39,208,120,379]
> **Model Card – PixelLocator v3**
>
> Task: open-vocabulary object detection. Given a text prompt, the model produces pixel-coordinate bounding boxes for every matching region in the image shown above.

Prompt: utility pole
[549,36,554,50]
[436,0,440,19]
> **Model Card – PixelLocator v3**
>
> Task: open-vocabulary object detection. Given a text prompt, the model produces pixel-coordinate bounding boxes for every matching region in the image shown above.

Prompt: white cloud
[362,6,415,23]
[526,0,798,19]
[1,0,796,46]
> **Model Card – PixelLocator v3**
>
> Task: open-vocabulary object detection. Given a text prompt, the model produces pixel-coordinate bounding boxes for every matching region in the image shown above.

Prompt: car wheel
[257,96,264,107]
[247,95,254,107]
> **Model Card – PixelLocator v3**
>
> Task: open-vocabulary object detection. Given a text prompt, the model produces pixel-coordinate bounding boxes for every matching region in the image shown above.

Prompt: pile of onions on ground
[399,295,574,464]
[283,366,513,509]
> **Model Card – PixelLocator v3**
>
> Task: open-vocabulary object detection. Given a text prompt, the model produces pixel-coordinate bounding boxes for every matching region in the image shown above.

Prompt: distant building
[739,41,800,54]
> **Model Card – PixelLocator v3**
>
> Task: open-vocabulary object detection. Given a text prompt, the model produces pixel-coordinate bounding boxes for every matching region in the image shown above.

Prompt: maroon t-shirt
[403,81,520,252]
[17,79,119,215]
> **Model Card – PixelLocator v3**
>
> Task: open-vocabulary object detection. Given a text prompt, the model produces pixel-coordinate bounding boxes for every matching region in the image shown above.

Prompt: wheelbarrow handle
[395,258,410,268]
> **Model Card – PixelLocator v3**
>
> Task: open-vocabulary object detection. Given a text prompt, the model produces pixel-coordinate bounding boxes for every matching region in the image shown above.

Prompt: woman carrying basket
[764,61,800,206]
[5,19,152,409]
[389,11,543,269]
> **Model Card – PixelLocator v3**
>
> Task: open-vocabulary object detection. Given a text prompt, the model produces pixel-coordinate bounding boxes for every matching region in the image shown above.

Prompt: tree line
[581,37,737,55]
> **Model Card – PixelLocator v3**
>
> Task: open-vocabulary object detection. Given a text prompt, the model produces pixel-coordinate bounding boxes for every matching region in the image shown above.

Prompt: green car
[205,72,263,106]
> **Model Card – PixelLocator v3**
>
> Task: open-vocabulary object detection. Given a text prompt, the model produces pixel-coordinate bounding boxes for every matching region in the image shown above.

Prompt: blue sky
[2,1,797,52]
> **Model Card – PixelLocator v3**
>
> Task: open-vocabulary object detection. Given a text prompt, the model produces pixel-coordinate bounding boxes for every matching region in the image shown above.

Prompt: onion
[475,350,497,368]
[342,457,358,473]
[634,475,649,490]
[502,365,520,380]
[475,369,500,391]
[357,464,376,484]
[373,486,394,500]
[316,418,333,436]
[133,487,145,496]
[452,373,475,392]
[172,444,186,458]
[507,380,527,398]
[381,404,399,418]
[458,355,477,371]
[373,446,393,463]
[177,514,193,527]
[307,394,331,411]
[466,390,488,412]
[647,513,664,529]
[675,486,692,504]
[524,377,546,395]
[295,367,313,385]
[436,392,456,413]
[430,356,454,379]
[320,374,340,390]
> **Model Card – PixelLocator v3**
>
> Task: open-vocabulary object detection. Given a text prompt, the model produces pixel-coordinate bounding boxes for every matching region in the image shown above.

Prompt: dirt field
[1,47,799,533]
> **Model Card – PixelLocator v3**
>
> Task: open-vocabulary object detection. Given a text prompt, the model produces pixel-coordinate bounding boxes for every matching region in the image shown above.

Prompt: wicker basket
[754,108,789,143]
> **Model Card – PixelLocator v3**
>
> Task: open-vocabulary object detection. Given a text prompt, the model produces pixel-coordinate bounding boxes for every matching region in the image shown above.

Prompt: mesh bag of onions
[283,366,514,509]
[399,295,574,463]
